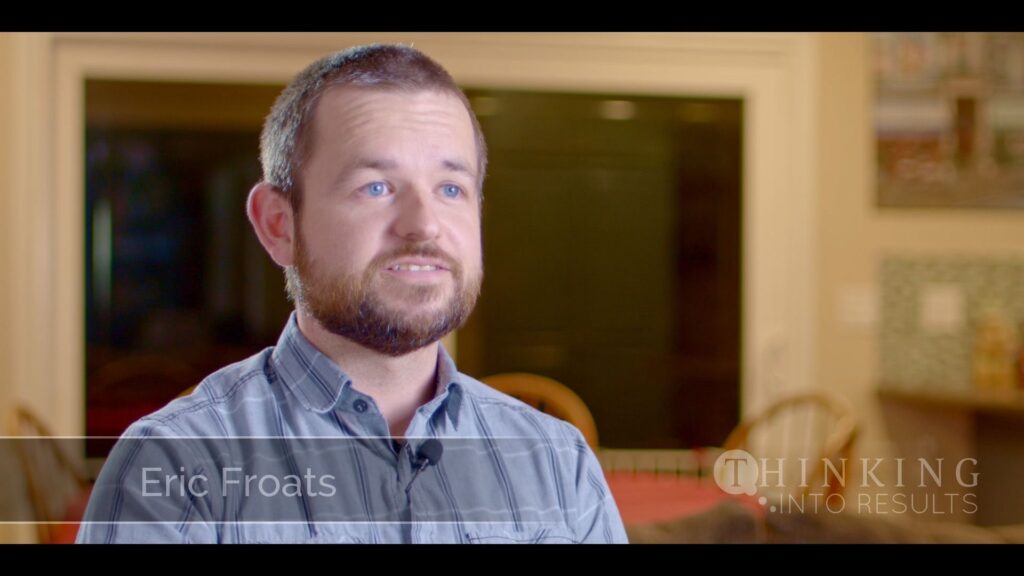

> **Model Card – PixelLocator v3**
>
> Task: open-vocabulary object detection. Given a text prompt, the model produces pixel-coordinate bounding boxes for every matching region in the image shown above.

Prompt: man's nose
[392,187,441,242]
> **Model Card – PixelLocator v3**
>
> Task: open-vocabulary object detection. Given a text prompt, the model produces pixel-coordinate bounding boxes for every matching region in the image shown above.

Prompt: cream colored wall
[0,35,12,429]
[0,33,14,544]
[814,33,1024,520]
[0,33,37,544]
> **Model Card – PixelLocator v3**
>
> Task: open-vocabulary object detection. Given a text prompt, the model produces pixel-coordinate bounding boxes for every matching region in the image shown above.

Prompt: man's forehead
[312,85,471,128]
[306,86,478,169]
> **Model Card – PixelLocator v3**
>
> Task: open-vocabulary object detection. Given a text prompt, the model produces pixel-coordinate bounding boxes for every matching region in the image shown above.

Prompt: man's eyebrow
[441,158,476,179]
[349,157,476,179]
[351,157,398,171]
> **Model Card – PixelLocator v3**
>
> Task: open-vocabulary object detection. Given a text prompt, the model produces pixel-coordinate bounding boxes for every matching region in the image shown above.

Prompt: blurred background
[3,32,1024,543]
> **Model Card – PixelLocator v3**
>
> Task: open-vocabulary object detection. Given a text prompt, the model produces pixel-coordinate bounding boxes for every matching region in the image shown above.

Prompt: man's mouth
[384,259,451,274]
[387,264,444,272]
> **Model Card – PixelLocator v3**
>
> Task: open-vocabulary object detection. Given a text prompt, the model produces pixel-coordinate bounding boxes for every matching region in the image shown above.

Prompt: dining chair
[722,390,859,499]
[8,405,92,544]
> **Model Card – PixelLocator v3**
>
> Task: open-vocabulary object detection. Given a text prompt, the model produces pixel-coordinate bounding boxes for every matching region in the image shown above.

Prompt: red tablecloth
[47,487,92,544]
[605,471,764,526]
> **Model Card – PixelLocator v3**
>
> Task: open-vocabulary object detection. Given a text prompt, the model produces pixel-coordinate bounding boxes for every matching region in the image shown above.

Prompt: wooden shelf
[879,385,1024,415]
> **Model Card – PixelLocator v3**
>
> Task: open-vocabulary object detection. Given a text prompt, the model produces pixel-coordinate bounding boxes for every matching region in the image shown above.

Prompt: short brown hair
[259,43,488,210]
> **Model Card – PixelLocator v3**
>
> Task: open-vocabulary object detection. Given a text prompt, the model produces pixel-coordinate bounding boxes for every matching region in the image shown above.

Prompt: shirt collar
[270,311,464,429]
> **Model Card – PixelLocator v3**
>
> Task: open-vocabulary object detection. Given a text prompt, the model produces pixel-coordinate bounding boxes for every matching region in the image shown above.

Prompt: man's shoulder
[126,348,275,437]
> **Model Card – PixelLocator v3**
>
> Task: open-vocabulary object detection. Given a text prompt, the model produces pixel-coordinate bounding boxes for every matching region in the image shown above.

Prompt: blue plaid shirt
[77,313,628,544]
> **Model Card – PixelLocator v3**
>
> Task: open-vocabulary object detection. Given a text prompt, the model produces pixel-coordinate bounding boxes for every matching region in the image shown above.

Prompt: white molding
[10,32,818,433]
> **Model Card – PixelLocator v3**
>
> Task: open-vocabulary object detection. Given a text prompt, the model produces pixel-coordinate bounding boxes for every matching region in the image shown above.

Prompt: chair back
[723,390,859,499]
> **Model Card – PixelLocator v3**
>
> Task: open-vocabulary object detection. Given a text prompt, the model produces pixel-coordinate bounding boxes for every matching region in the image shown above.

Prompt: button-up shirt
[77,313,628,544]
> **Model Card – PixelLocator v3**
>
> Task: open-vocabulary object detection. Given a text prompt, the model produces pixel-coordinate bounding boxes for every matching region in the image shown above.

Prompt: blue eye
[442,184,463,199]
[365,182,389,197]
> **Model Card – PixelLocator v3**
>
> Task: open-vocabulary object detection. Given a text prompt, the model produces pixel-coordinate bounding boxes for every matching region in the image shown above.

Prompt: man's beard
[285,233,481,357]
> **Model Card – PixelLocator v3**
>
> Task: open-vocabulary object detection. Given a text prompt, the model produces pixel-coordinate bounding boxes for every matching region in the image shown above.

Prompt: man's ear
[247,182,296,267]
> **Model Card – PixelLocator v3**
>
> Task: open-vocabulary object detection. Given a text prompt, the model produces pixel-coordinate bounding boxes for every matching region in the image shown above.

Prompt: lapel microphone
[406,438,444,496]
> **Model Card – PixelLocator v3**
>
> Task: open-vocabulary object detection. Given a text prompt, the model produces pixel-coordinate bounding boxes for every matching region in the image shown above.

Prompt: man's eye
[365,182,389,197]
[442,184,463,198]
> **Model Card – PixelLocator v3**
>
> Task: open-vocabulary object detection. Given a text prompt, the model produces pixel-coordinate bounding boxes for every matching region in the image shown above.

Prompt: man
[77,43,628,544]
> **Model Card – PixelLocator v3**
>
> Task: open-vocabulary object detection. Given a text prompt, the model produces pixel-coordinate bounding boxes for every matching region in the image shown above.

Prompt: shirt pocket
[464,524,578,544]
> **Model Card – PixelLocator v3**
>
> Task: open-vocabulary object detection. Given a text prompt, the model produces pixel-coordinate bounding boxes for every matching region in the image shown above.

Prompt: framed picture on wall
[875,32,1024,209]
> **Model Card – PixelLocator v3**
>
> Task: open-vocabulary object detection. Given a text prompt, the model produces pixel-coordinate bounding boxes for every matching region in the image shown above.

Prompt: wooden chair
[8,406,92,544]
[481,372,600,449]
[723,390,859,499]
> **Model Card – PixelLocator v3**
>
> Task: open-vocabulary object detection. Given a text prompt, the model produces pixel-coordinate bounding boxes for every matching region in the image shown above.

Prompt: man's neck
[295,309,440,438]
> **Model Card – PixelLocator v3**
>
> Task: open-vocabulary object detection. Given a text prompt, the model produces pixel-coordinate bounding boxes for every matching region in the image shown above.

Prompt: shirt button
[353,399,368,413]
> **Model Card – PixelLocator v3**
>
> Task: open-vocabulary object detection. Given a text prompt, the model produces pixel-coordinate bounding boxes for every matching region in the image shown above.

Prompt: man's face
[286,87,483,356]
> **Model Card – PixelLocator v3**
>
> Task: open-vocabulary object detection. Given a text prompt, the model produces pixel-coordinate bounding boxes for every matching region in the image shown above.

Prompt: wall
[0,35,12,427]
[815,33,1024,522]
[0,33,37,544]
